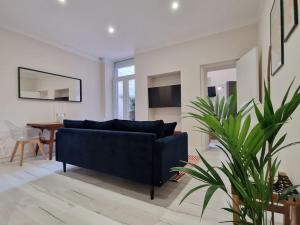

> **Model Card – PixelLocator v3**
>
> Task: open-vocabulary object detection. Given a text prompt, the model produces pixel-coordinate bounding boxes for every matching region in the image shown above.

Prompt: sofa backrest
[84,120,115,130]
[63,120,86,129]
[63,119,166,138]
[113,119,164,138]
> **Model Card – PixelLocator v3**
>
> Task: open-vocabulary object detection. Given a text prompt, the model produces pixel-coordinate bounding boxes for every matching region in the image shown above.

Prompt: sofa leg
[63,162,66,173]
[150,185,154,200]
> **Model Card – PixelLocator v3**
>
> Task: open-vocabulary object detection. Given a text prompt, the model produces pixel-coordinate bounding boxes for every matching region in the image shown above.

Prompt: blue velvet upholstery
[163,122,177,137]
[64,119,85,128]
[83,120,115,130]
[56,120,188,197]
[113,119,165,138]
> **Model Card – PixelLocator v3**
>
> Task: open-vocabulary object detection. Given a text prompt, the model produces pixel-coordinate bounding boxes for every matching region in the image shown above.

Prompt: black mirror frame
[18,67,82,103]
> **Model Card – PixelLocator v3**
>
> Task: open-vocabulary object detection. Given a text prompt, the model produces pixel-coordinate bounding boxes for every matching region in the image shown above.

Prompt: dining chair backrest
[4,120,40,141]
[4,120,22,140]
[4,120,18,130]
[4,121,46,166]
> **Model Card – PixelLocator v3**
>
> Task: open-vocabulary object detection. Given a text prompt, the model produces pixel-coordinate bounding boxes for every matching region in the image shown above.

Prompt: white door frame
[199,59,237,150]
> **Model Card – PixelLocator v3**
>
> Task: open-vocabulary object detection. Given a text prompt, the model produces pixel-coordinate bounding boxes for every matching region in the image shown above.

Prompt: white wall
[258,0,300,184]
[208,68,236,86]
[0,27,104,159]
[135,24,258,150]
[102,59,114,120]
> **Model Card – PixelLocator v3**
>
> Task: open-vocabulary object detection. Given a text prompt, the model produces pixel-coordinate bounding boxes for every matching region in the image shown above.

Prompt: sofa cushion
[114,120,164,138]
[83,120,115,130]
[63,120,85,128]
[164,122,177,137]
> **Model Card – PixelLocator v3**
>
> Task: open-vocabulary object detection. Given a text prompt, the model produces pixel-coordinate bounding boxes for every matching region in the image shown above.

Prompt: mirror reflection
[18,68,82,102]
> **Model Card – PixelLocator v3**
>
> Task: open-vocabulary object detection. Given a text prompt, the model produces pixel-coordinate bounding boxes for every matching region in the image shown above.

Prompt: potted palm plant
[172,81,300,225]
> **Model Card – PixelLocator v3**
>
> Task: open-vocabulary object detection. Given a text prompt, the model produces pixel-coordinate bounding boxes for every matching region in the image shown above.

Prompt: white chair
[4,121,46,166]
[0,131,9,150]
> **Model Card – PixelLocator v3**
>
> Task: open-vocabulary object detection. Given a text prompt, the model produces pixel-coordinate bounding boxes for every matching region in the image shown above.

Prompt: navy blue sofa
[56,119,188,199]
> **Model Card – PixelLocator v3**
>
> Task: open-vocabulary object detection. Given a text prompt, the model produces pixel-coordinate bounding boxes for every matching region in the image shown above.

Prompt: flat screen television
[208,86,216,97]
[148,85,181,108]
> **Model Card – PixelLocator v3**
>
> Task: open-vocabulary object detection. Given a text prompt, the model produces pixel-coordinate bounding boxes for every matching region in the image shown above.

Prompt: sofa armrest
[154,132,188,185]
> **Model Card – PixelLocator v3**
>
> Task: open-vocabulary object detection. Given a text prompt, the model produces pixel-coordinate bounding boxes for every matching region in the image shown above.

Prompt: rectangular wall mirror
[18,67,82,102]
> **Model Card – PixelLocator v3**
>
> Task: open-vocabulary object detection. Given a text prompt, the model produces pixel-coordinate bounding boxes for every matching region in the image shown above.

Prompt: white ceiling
[0,0,260,60]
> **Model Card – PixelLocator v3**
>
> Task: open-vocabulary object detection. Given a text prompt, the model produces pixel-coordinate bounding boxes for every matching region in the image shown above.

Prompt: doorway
[113,59,136,120]
[199,60,236,150]
[207,67,237,149]
[199,48,260,151]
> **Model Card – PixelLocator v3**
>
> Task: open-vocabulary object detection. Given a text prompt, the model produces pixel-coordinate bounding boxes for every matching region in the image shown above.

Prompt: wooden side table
[27,123,64,160]
[232,187,300,225]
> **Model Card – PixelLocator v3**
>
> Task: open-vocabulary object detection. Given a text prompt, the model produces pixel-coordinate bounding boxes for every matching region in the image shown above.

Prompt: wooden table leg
[35,144,39,156]
[48,129,55,160]
[36,140,46,160]
[35,128,44,156]
[283,205,291,225]
[295,206,300,225]
[19,141,25,166]
[10,141,19,162]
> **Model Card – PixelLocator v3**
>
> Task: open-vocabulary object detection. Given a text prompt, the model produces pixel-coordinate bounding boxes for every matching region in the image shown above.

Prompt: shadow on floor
[57,166,191,207]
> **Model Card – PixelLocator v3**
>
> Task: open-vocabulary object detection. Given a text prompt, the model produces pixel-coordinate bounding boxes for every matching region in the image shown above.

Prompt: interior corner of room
[1,0,300,224]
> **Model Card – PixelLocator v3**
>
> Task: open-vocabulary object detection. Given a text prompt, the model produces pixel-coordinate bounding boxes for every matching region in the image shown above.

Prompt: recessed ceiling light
[108,26,115,34]
[171,1,180,11]
[58,0,66,4]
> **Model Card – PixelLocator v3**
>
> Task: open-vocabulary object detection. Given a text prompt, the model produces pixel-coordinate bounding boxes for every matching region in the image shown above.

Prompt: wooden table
[27,123,64,160]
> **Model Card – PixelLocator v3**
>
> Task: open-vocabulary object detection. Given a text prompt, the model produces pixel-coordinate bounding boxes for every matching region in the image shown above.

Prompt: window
[113,59,135,120]
[117,66,135,77]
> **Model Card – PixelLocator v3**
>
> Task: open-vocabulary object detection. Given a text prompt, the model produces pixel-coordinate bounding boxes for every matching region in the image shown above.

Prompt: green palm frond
[172,80,300,225]
[254,81,300,148]
[187,90,252,126]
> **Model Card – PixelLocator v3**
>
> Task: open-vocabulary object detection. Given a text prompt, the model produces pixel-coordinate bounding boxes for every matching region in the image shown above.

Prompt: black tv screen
[208,86,216,97]
[148,85,181,108]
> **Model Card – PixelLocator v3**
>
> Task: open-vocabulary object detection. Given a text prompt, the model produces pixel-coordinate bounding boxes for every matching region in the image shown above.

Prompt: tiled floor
[0,150,282,225]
